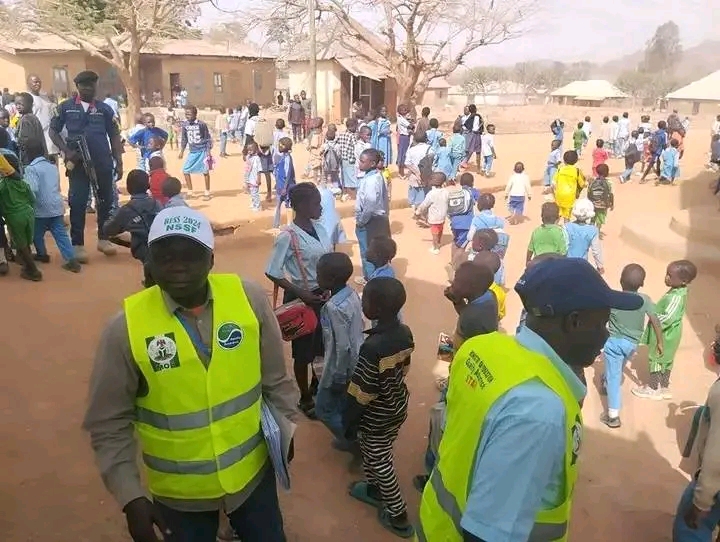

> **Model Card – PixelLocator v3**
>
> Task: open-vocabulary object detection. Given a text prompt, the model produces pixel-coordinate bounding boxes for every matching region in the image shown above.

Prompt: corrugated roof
[550,80,628,99]
[667,70,720,101]
[335,57,388,81]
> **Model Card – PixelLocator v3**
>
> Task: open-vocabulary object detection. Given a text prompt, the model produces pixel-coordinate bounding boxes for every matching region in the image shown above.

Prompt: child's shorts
[430,223,444,237]
[558,205,572,220]
[594,209,607,227]
[5,212,34,248]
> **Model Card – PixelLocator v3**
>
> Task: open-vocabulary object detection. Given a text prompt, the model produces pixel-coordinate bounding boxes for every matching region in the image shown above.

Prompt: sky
[203,0,718,67]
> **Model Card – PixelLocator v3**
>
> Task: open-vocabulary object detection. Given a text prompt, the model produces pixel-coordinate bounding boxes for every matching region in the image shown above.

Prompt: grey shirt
[82,278,299,512]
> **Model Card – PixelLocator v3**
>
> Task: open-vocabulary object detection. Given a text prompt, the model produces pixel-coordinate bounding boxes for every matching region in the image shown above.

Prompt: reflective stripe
[415,519,427,542]
[528,521,568,541]
[429,467,463,532]
[143,431,264,474]
[136,383,262,430]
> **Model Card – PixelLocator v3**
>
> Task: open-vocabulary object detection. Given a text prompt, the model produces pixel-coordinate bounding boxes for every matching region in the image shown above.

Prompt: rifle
[65,135,101,204]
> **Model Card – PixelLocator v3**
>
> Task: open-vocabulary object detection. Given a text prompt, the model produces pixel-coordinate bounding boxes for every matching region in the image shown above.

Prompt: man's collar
[161,285,213,314]
[515,327,586,402]
[365,318,401,335]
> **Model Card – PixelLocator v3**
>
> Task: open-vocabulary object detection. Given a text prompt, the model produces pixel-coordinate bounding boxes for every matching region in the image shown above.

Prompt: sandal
[348,481,381,508]
[377,508,415,539]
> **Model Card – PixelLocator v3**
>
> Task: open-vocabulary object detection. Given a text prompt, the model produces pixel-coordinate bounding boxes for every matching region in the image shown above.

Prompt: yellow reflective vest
[418,332,582,542]
[124,273,268,500]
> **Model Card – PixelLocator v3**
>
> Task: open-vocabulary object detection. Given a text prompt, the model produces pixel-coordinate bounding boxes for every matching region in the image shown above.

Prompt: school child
[588,163,614,233]
[128,113,168,172]
[0,151,41,280]
[272,118,287,163]
[395,104,414,178]
[322,127,342,193]
[641,120,668,183]
[480,123,496,176]
[273,137,296,228]
[14,92,47,166]
[599,116,611,144]
[377,150,392,205]
[639,115,653,134]
[317,182,346,249]
[244,142,262,211]
[314,252,364,451]
[573,121,586,156]
[620,130,642,183]
[345,277,415,538]
[367,235,397,279]
[416,106,431,136]
[448,120,466,180]
[148,155,169,205]
[552,149,586,222]
[659,138,681,185]
[23,140,80,273]
[504,161,532,225]
[426,118,442,153]
[126,113,148,170]
[448,172,478,261]
[104,171,160,287]
[526,201,567,262]
[709,133,720,170]
[600,264,663,428]
[582,116,592,149]
[633,259,698,400]
[161,177,188,208]
[257,144,274,201]
[466,192,508,286]
[306,117,324,181]
[609,115,620,157]
[543,139,562,194]
[146,136,166,169]
[564,198,603,273]
[592,139,609,177]
[165,106,178,151]
[470,250,506,322]
[434,138,454,180]
[414,172,449,254]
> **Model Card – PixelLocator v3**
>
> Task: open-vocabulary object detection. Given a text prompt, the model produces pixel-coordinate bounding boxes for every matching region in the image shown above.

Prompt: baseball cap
[148,207,214,251]
[515,258,643,317]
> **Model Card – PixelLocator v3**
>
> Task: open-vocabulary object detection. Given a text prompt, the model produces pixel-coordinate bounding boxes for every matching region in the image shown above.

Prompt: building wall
[288,60,341,122]
[0,53,28,93]
[668,99,720,115]
[5,51,88,96]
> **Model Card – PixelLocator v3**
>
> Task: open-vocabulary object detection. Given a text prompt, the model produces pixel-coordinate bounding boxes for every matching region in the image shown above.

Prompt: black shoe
[62,259,82,273]
[33,254,50,263]
[20,268,43,282]
[600,413,621,428]
[0,261,8,276]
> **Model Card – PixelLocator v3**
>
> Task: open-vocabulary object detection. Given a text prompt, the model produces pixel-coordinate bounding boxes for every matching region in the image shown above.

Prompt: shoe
[73,245,89,264]
[354,276,367,286]
[97,240,117,256]
[600,413,621,428]
[33,254,50,263]
[203,191,212,201]
[631,386,662,400]
[62,259,82,273]
[20,268,43,281]
[0,261,8,276]
[187,190,195,198]
[660,387,673,400]
[429,247,440,255]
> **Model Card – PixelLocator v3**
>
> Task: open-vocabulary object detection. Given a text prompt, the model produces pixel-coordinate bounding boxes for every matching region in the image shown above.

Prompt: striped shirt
[335,130,357,163]
[345,320,414,435]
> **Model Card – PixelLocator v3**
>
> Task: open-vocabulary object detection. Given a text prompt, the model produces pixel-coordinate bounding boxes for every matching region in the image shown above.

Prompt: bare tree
[18,0,206,118]
[257,0,538,109]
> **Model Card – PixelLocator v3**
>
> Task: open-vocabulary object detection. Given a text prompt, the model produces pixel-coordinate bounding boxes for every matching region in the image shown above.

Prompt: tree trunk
[121,48,142,124]
[394,65,423,114]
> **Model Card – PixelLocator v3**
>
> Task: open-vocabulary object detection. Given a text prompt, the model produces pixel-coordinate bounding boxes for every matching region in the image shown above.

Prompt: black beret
[73,70,99,85]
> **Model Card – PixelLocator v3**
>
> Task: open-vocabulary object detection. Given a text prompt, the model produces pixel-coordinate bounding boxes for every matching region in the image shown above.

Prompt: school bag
[323,144,341,173]
[447,187,473,216]
[253,117,274,148]
[588,178,613,209]
[418,146,434,186]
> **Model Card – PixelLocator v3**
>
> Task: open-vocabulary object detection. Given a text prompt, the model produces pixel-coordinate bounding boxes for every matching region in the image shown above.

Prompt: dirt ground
[3,110,720,541]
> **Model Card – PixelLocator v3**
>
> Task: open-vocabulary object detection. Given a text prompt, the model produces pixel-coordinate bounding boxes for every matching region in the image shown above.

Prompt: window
[213,73,223,94]
[52,66,69,94]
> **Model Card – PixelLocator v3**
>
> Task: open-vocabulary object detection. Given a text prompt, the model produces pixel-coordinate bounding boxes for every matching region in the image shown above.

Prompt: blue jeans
[543,165,557,187]
[408,185,425,207]
[673,479,720,542]
[616,137,627,156]
[219,132,228,155]
[620,167,634,182]
[33,216,75,262]
[355,225,375,279]
[272,194,288,228]
[155,467,286,542]
[315,386,347,440]
[482,155,494,174]
[68,166,114,245]
[603,336,637,412]
[449,155,463,180]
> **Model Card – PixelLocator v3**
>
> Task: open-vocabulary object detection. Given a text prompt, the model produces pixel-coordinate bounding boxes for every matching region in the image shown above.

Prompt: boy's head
[430,172,447,187]
[596,139,604,148]
[413,131,427,144]
[514,161,525,174]
[658,120,667,130]
[316,252,354,292]
[612,115,619,122]
[623,112,629,119]
[429,118,439,129]
[358,148,381,172]
[184,105,198,122]
[438,137,447,147]
[459,172,474,187]
[584,116,591,122]
[144,113,156,128]
[421,107,430,118]
[452,120,463,134]
[563,149,578,165]
[0,110,9,128]
[595,163,609,178]
[451,261,493,301]
[477,192,495,211]
[471,249,501,275]
[362,277,406,321]
[126,169,150,195]
[148,136,162,151]
[358,126,372,142]
[541,201,560,225]
[577,121,584,130]
[603,116,609,123]
[345,117,358,132]
[24,139,46,162]
[631,130,639,139]
[670,138,679,148]
[366,236,397,268]
[619,263,646,292]
[275,118,286,130]
[0,126,9,149]
[551,140,561,150]
[161,176,182,198]
[15,92,33,115]
[665,259,697,288]
[472,228,498,252]
[377,150,386,169]
[325,128,336,141]
[397,104,409,116]
[486,124,496,134]
[278,136,293,153]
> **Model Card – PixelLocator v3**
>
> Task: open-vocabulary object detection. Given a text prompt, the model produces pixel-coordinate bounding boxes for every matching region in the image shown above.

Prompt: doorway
[169,73,181,105]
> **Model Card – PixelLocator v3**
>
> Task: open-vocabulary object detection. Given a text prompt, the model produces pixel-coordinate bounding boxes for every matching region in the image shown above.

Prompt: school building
[0,34,276,107]
[667,70,720,115]
[549,79,629,108]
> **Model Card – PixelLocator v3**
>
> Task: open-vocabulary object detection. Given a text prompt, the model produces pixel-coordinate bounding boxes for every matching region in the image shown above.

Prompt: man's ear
[563,311,582,332]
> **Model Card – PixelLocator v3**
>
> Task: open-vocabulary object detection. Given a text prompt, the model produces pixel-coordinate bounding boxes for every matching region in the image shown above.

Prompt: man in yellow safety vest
[83,206,298,542]
[418,257,643,541]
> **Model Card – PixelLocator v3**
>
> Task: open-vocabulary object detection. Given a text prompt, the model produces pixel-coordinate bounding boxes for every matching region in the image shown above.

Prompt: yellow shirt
[0,154,15,177]
[552,164,586,208]
[489,282,506,320]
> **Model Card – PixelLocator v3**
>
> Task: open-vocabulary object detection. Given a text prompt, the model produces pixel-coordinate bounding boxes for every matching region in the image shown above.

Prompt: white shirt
[405,142,433,187]
[505,172,532,198]
[481,133,495,157]
[582,122,592,138]
[617,117,630,138]
[712,121,720,136]
[103,97,119,117]
[31,93,58,154]
[416,186,450,225]
[244,116,258,137]
[609,122,619,140]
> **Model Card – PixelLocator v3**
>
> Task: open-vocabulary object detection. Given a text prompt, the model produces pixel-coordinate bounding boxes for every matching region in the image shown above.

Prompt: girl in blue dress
[369,105,392,165]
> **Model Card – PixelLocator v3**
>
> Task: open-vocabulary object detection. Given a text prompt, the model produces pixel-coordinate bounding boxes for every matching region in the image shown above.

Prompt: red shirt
[592,147,609,176]
[149,169,169,204]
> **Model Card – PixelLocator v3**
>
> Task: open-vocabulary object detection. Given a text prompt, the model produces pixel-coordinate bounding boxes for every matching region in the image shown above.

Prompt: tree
[641,21,682,74]
[256,0,539,108]
[19,0,205,118]
[462,67,508,94]
[206,19,248,47]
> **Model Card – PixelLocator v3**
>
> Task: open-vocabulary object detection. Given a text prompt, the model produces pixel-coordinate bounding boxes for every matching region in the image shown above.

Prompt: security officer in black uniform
[50,70,123,263]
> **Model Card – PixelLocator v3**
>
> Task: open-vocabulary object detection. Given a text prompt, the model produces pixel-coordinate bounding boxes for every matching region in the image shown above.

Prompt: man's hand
[123,497,172,542]
[683,502,708,530]
[64,149,80,163]
[178,151,184,160]
[656,342,665,358]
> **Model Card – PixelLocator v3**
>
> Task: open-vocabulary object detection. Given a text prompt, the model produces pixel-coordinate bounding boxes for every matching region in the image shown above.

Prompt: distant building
[666,70,720,115]
[0,34,276,107]
[419,78,451,109]
[473,81,534,106]
[550,80,629,107]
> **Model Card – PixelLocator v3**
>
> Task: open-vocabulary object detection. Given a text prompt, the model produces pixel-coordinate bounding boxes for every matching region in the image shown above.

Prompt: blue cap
[515,258,643,316]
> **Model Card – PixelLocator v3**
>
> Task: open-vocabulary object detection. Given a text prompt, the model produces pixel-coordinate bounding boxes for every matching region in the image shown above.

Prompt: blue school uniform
[449,134,466,180]
[318,185,346,247]
[450,187,479,248]
[660,147,680,180]
[369,117,392,164]
[468,210,508,285]
[434,147,454,179]
[128,126,169,163]
[426,128,442,153]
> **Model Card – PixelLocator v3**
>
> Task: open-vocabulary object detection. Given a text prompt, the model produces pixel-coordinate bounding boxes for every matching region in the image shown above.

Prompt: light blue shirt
[103,97,119,118]
[369,263,395,279]
[23,157,65,218]
[355,170,387,227]
[319,286,364,387]
[461,327,586,542]
[265,221,332,290]
[318,185,346,247]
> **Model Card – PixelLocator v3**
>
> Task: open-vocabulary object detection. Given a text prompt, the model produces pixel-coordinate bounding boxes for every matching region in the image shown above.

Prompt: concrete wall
[1,51,88,96]
[668,99,720,116]
[288,60,341,122]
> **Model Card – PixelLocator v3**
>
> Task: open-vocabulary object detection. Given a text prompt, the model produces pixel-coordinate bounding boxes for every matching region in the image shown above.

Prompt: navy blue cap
[515,258,643,316]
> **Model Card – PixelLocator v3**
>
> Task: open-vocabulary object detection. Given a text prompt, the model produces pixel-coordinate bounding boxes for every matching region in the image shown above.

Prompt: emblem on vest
[146,333,180,372]
[217,322,244,350]
[571,414,582,465]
